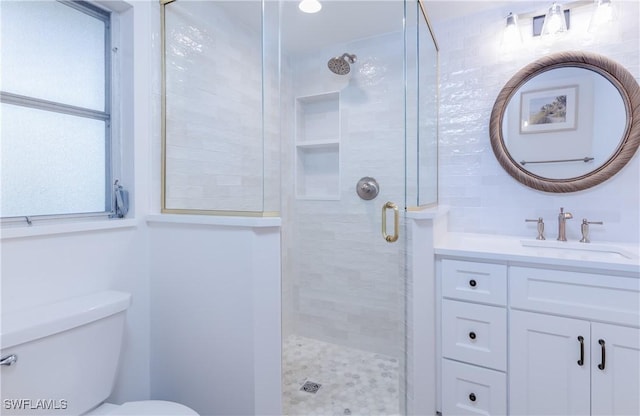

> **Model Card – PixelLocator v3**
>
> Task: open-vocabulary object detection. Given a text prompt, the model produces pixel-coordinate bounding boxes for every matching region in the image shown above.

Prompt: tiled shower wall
[435,0,640,243]
[282,30,409,357]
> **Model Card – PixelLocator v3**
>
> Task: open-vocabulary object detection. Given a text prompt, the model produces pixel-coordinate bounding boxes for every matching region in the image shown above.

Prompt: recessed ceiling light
[299,0,322,14]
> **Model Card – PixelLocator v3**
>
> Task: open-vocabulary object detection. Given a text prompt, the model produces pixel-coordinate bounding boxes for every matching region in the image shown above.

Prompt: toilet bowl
[0,291,198,416]
[87,400,198,415]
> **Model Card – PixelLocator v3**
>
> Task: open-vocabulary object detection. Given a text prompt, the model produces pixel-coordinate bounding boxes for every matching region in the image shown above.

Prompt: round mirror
[490,51,640,192]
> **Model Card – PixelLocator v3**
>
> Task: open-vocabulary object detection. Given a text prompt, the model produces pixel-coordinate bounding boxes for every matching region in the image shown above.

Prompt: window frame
[0,0,116,224]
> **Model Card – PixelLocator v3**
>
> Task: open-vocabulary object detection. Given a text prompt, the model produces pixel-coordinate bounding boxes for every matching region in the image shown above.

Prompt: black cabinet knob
[469,331,476,340]
[469,393,476,402]
[469,279,477,287]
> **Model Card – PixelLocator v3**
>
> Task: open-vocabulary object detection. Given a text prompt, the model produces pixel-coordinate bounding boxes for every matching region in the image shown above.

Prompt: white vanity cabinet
[510,312,640,415]
[437,254,640,416]
[509,266,640,416]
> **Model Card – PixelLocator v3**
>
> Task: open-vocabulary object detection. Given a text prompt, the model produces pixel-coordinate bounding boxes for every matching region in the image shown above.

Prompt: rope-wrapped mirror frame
[489,51,640,193]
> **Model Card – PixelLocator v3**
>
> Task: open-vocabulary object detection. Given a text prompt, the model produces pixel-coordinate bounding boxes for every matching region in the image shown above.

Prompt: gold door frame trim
[160,0,167,213]
[418,0,440,53]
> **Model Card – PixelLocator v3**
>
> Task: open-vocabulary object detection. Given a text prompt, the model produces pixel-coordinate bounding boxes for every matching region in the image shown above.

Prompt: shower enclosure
[161,1,438,414]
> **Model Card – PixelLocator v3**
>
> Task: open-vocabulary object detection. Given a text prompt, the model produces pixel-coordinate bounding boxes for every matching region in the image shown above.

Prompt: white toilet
[0,291,198,415]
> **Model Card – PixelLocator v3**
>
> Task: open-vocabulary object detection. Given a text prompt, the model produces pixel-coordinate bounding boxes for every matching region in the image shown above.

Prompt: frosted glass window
[0,1,112,220]
[1,104,107,217]
[1,1,107,110]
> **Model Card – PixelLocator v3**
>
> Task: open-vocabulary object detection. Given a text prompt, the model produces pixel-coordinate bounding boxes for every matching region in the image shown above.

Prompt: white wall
[0,0,154,403]
[434,0,640,243]
[147,219,282,415]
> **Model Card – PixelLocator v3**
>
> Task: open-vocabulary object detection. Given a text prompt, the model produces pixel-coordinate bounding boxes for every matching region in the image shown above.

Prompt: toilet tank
[0,291,131,415]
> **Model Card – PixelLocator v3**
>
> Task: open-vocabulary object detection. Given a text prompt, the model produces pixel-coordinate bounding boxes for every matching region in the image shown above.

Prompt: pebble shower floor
[282,335,401,416]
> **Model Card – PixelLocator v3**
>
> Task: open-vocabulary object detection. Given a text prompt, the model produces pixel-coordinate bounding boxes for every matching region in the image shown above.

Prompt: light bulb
[501,12,523,52]
[541,2,568,36]
[299,0,322,14]
[546,14,563,33]
[589,0,614,32]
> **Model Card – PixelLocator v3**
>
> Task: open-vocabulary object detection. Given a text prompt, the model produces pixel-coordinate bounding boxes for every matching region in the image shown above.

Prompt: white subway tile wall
[163,1,280,212]
[435,0,640,243]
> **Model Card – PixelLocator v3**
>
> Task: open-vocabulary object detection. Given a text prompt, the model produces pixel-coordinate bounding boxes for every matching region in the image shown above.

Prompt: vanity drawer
[441,299,507,371]
[510,267,640,327]
[442,359,507,416]
[441,259,507,306]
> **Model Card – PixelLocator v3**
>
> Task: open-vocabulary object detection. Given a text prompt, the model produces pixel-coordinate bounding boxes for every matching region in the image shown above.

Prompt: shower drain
[300,381,321,394]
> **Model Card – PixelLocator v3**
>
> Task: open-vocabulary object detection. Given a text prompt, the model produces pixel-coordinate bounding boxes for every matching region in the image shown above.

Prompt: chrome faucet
[557,207,573,241]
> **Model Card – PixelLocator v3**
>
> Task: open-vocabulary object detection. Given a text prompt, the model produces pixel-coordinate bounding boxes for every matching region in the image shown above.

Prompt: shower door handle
[382,202,399,243]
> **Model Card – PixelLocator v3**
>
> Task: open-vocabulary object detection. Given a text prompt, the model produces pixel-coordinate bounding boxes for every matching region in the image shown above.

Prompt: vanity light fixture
[501,12,523,51]
[503,1,615,48]
[541,2,568,36]
[298,0,322,14]
[588,0,614,32]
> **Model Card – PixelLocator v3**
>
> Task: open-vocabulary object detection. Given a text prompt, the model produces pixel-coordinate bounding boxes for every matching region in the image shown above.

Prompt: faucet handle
[559,207,573,218]
[525,217,545,240]
[580,219,603,243]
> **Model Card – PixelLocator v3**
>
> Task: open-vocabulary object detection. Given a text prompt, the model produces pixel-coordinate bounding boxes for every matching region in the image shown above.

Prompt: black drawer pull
[577,336,584,366]
[469,279,477,287]
[469,331,476,340]
[598,339,606,370]
[469,393,476,402]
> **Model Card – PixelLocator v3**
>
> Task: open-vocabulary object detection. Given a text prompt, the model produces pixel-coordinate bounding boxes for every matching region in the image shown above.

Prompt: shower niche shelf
[295,92,340,200]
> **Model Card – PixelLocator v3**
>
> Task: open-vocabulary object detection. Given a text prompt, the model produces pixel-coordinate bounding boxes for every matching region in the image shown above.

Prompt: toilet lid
[110,400,198,415]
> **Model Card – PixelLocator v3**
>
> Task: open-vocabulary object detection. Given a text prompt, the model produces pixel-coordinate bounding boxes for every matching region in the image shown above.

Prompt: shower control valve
[356,177,379,200]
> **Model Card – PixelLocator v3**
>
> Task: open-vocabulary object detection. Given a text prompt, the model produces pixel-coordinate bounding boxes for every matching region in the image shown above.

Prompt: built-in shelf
[295,92,340,143]
[295,92,340,200]
[295,144,340,200]
[295,140,339,149]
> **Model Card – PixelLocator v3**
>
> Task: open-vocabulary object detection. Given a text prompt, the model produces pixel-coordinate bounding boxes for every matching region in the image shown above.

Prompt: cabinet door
[591,323,640,415]
[509,310,591,415]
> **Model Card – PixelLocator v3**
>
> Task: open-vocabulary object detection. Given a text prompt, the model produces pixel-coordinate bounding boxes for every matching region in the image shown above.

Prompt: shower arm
[339,53,357,63]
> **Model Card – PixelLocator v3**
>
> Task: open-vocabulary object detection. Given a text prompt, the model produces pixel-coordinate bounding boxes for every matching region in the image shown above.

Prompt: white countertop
[435,232,640,275]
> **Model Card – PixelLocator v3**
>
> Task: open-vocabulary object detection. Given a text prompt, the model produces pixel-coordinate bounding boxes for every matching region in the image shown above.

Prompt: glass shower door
[279,1,429,414]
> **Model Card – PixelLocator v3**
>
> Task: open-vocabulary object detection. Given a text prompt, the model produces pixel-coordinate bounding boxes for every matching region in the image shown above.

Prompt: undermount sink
[520,239,639,261]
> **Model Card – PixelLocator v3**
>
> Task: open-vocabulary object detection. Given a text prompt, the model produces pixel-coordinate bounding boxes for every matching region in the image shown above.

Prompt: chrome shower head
[327,53,357,75]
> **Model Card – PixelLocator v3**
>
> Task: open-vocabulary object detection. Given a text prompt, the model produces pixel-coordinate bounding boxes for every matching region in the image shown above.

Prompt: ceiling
[215,1,519,54]
[282,1,518,54]
[426,0,517,22]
